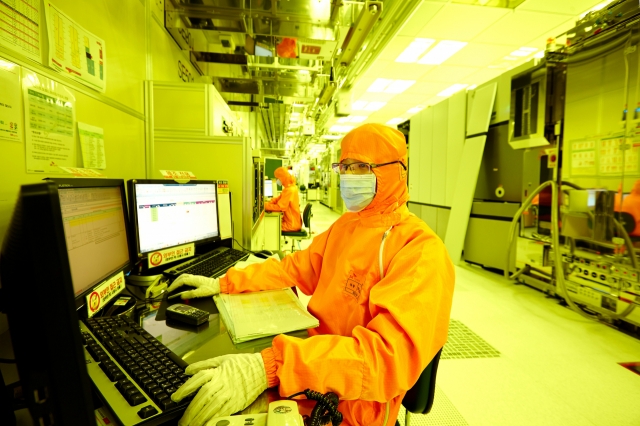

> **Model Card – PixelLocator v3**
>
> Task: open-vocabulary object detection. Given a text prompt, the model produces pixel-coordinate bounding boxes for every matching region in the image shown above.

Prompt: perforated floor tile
[442,319,501,360]
[397,387,468,426]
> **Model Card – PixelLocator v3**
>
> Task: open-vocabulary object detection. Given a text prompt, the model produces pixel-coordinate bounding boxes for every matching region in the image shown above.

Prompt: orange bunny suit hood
[340,124,409,227]
[274,167,295,187]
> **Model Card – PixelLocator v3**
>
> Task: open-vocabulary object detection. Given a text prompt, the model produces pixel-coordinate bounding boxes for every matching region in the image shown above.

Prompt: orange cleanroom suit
[220,124,455,426]
[265,167,302,232]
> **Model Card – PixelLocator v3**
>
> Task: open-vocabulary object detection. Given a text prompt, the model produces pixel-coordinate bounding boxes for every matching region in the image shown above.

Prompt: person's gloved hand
[171,353,268,426]
[166,274,220,299]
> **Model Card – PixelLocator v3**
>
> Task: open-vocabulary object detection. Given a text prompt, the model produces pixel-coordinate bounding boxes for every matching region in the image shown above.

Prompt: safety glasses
[331,161,407,175]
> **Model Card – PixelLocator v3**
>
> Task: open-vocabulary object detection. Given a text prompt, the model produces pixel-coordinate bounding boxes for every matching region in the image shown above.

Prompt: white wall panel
[419,107,433,204]
[409,114,422,201]
[446,91,466,206]
[421,206,438,231]
[436,208,450,241]
[431,100,448,206]
[445,136,488,264]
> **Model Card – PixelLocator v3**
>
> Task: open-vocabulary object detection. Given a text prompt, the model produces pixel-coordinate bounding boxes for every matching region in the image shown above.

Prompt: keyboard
[163,247,250,280]
[81,316,192,425]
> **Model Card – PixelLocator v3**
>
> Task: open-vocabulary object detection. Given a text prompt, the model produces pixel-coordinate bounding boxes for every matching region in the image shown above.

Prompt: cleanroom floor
[298,202,640,426]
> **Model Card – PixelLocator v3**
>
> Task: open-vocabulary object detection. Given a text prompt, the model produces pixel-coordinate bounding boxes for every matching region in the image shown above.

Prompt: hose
[504,180,554,280]
[505,181,639,320]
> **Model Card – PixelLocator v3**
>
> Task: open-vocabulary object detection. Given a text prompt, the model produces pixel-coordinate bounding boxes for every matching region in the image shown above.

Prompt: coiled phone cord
[286,389,343,426]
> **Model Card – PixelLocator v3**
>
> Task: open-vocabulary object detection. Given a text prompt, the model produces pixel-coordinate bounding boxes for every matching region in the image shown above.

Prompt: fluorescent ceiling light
[321,134,343,140]
[407,105,425,114]
[467,84,478,90]
[387,118,404,125]
[364,101,387,111]
[534,51,545,59]
[367,78,393,92]
[504,56,518,60]
[329,125,354,133]
[367,79,415,94]
[418,40,467,65]
[437,84,469,97]
[395,38,436,63]
[352,100,368,110]
[386,80,416,94]
[337,117,351,123]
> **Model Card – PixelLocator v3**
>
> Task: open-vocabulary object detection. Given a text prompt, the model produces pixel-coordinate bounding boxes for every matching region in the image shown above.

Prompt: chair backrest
[302,203,312,230]
[402,348,443,414]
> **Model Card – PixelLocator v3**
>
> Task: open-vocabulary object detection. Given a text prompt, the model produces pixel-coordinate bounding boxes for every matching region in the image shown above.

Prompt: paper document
[0,0,42,63]
[45,1,106,92]
[214,288,318,344]
[78,122,106,169]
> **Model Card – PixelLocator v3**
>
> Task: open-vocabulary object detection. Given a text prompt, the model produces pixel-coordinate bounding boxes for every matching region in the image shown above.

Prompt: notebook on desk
[214,288,319,344]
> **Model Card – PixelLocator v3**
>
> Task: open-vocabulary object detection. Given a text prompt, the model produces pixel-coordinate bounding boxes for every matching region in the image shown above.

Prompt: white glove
[166,274,220,299]
[171,353,268,426]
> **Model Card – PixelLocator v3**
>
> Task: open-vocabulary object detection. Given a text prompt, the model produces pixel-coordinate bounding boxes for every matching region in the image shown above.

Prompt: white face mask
[340,174,376,212]
[276,179,282,186]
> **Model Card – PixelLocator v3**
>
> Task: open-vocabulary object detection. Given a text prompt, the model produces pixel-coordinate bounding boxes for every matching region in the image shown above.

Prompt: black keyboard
[163,247,250,280]
[81,316,191,425]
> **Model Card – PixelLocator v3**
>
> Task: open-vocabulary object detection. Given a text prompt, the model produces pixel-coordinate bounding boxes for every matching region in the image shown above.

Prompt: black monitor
[54,179,133,309]
[0,180,115,425]
[127,180,221,262]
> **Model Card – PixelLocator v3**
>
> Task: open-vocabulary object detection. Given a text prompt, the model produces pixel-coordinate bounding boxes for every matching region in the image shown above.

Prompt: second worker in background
[265,166,302,232]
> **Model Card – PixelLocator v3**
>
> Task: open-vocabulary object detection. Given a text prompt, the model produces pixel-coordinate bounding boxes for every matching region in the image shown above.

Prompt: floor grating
[442,319,501,360]
[397,387,468,426]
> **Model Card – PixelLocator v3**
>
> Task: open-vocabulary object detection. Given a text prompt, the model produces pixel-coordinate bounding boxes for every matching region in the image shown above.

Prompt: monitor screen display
[58,185,131,299]
[132,182,219,254]
[265,179,273,197]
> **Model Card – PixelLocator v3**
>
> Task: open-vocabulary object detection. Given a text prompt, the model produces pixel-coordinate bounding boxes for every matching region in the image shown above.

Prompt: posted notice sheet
[23,70,76,173]
[0,59,22,142]
[78,122,106,169]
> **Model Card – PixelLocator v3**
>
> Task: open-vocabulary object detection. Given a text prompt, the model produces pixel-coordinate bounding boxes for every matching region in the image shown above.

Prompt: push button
[137,405,158,419]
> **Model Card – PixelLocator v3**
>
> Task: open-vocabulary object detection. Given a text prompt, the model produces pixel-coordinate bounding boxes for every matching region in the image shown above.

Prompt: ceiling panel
[377,62,435,80]
[377,36,420,61]
[445,42,521,68]
[356,91,398,103]
[474,10,574,45]
[417,4,512,41]
[516,0,605,15]
[389,91,441,105]
[398,1,446,37]
[421,65,480,83]
[465,68,506,86]
[408,81,452,97]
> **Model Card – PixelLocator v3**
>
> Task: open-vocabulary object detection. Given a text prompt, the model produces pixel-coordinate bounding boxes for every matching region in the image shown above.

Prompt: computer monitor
[55,179,133,307]
[264,179,273,197]
[128,180,220,259]
[0,181,103,425]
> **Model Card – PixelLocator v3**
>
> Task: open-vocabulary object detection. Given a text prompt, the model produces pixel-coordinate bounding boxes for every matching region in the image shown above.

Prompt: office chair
[282,203,312,252]
[397,348,443,426]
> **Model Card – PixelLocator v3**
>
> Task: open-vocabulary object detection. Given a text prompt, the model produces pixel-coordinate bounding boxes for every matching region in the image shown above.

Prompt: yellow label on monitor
[160,170,197,180]
[86,271,125,318]
[148,243,195,269]
[217,180,229,194]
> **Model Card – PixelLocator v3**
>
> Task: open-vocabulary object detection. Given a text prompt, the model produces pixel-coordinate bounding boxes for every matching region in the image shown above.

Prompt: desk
[263,212,282,251]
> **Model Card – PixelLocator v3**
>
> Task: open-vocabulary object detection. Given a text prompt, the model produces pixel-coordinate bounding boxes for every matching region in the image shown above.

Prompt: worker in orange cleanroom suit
[265,166,302,232]
[167,123,455,426]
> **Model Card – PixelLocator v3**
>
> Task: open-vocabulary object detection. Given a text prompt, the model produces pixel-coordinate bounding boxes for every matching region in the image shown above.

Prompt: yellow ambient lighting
[407,105,425,114]
[367,78,394,92]
[395,38,436,63]
[437,84,469,97]
[329,125,355,133]
[363,101,387,111]
[417,40,467,65]
[387,118,404,125]
[352,100,368,110]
